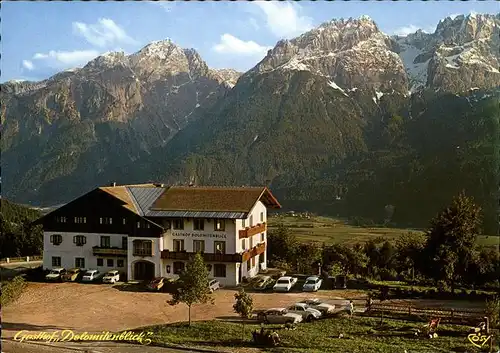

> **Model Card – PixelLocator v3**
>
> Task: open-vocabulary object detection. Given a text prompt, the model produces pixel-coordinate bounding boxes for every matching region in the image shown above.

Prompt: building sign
[172,232,227,239]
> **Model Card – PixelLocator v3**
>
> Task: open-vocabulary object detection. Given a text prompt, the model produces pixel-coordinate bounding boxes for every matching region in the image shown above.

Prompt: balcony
[92,246,128,257]
[242,242,266,262]
[239,222,266,239]
[161,250,243,263]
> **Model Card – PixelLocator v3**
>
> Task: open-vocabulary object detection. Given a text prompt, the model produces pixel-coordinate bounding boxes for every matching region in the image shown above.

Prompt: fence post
[27,256,30,262]
[6,258,10,263]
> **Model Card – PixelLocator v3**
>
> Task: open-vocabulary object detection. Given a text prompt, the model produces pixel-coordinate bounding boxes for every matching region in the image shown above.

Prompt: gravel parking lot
[2,282,366,339]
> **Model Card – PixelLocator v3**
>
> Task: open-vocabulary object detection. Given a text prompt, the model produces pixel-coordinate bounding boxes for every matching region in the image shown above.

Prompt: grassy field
[268,215,499,248]
[144,316,499,353]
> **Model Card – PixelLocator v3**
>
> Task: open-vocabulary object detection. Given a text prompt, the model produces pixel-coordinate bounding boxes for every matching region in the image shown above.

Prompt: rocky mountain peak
[84,51,127,70]
[248,15,405,94]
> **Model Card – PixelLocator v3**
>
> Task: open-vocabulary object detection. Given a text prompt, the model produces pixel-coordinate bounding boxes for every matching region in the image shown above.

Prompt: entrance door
[238,264,242,284]
[134,261,155,280]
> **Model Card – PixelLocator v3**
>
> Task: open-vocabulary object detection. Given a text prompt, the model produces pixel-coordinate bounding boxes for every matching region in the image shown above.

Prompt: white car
[45,268,66,281]
[102,270,120,284]
[302,276,322,292]
[257,308,303,324]
[273,276,298,292]
[287,303,322,321]
[82,269,103,282]
[300,298,336,315]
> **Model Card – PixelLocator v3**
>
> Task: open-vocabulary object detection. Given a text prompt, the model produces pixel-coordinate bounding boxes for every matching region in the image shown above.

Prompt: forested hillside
[0,200,43,258]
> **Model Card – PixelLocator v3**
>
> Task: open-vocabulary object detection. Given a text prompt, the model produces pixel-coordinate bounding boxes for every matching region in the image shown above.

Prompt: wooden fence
[368,303,485,322]
[0,255,43,264]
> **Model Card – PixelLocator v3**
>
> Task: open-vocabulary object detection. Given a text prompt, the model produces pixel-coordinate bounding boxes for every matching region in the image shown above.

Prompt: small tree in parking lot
[168,253,213,326]
[233,289,254,338]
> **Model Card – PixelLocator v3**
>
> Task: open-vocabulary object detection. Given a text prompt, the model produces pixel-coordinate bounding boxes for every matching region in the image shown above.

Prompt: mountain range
[2,14,499,233]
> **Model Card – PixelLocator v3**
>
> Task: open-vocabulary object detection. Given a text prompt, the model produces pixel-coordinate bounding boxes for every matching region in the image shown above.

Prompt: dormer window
[56,216,67,223]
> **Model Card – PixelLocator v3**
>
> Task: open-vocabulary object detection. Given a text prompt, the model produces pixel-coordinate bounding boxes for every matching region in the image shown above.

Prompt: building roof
[97,184,281,219]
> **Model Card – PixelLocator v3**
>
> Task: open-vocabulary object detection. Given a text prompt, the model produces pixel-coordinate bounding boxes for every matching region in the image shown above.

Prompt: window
[193,240,205,253]
[214,241,226,254]
[123,218,126,225]
[100,217,112,225]
[122,237,128,249]
[107,259,114,267]
[259,253,265,264]
[73,235,86,246]
[52,256,61,267]
[241,239,246,250]
[173,239,185,251]
[137,221,141,228]
[250,215,254,227]
[214,264,226,278]
[75,257,85,268]
[246,259,251,270]
[193,219,204,231]
[214,219,225,231]
[250,237,254,248]
[261,233,265,242]
[74,217,86,224]
[100,236,111,248]
[117,259,124,267]
[251,257,256,267]
[242,219,246,228]
[97,258,104,266]
[56,216,67,223]
[133,240,153,256]
[173,219,184,230]
[50,234,62,245]
[173,261,185,274]
[260,212,264,222]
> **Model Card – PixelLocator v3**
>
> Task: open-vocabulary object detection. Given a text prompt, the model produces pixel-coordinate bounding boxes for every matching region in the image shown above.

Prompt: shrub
[1,276,27,306]
[485,296,499,328]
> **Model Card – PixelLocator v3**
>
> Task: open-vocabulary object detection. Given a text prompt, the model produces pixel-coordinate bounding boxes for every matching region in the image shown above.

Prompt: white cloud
[252,2,313,39]
[22,60,35,71]
[31,49,101,68]
[72,18,137,48]
[392,24,435,36]
[248,18,260,31]
[213,34,271,56]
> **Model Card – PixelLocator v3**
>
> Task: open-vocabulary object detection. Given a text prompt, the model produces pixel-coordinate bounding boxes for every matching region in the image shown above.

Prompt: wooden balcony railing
[242,242,266,262]
[92,246,128,257]
[161,250,243,263]
[239,222,266,239]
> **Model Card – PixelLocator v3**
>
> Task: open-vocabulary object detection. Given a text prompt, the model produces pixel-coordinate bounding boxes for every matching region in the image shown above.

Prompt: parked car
[253,276,274,290]
[299,298,336,315]
[147,277,167,291]
[257,308,303,324]
[208,279,220,293]
[81,269,103,282]
[61,268,82,282]
[102,270,121,284]
[287,303,322,321]
[45,268,66,281]
[302,276,322,292]
[273,276,298,292]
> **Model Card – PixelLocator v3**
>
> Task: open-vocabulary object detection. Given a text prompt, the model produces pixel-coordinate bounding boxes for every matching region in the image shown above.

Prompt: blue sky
[2,1,499,82]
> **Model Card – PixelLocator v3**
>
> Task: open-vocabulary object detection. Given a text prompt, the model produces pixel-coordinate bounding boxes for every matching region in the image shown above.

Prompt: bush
[1,276,27,306]
[485,296,499,328]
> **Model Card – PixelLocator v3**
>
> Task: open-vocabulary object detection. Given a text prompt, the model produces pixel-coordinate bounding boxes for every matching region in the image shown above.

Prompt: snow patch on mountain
[328,80,348,96]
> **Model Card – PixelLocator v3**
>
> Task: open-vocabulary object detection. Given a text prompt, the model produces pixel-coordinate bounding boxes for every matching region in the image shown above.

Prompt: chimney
[111,182,117,187]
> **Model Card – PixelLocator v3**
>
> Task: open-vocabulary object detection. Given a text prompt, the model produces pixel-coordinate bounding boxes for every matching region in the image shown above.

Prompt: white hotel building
[36,184,281,286]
